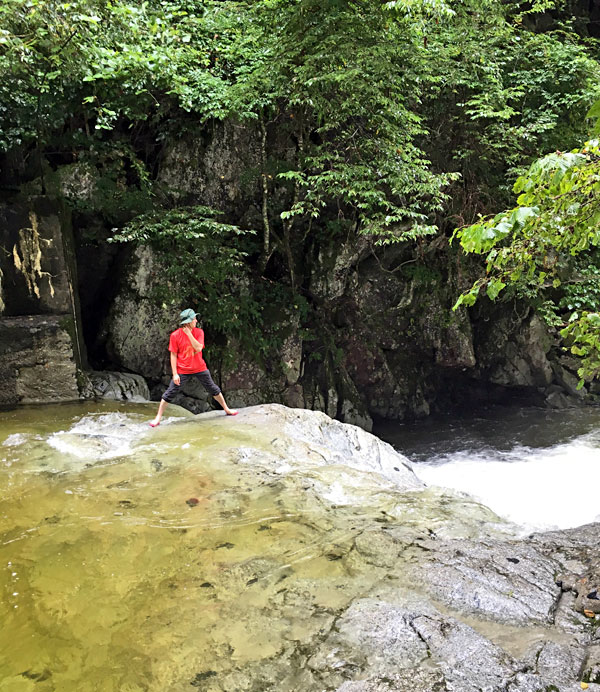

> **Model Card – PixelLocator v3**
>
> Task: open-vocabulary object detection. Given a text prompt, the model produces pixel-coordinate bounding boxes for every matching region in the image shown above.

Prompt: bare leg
[213,393,238,416]
[150,399,168,427]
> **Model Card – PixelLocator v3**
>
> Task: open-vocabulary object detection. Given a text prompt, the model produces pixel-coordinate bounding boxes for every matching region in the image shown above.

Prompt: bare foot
[149,420,161,428]
[226,410,238,416]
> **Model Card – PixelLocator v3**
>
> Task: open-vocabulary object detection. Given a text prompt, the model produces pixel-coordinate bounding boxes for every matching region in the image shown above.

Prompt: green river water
[0,402,402,692]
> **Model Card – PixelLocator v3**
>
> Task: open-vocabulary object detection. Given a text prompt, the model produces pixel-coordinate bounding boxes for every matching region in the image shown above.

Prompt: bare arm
[170,351,181,385]
[182,326,204,352]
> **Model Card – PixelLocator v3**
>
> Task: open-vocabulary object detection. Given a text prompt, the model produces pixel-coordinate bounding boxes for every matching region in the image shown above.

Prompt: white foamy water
[415,438,600,531]
[2,433,30,447]
[47,412,148,460]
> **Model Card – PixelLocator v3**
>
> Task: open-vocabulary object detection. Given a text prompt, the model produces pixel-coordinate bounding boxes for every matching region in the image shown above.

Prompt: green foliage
[455,141,600,301]
[0,0,200,149]
[560,312,600,385]
[110,207,252,338]
[3,0,600,371]
[558,260,600,313]
[0,0,462,242]
[215,0,460,242]
[453,140,600,381]
[422,0,600,214]
[110,206,301,361]
[3,0,598,238]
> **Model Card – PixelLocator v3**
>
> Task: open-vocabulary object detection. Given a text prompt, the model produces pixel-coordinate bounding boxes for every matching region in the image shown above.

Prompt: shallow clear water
[1,401,595,691]
[0,403,351,691]
[375,405,600,531]
[0,401,468,692]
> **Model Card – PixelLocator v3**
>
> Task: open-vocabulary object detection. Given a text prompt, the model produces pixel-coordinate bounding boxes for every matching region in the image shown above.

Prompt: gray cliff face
[102,246,173,382]
[155,121,262,220]
[98,235,585,429]
[0,196,77,318]
[0,196,84,406]
[0,125,592,419]
[95,124,589,426]
[0,315,79,406]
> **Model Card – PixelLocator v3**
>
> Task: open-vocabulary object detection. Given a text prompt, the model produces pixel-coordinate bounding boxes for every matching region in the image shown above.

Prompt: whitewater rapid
[414,435,600,531]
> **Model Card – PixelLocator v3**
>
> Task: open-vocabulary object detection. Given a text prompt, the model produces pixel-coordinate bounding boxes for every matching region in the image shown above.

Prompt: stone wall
[0,315,79,407]
[0,195,85,407]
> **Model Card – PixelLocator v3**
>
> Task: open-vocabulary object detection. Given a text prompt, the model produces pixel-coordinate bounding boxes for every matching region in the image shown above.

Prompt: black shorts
[161,370,221,402]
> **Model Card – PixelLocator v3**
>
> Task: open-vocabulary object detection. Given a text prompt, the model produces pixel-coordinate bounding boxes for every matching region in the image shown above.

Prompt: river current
[0,401,598,690]
[376,405,600,531]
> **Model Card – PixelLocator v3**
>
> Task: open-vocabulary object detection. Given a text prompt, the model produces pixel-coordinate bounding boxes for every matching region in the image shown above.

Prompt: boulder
[475,309,553,389]
[232,404,420,491]
[102,246,174,380]
[0,315,79,406]
[84,370,150,402]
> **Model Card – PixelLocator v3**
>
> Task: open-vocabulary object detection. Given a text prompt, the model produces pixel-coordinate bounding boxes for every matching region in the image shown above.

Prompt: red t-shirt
[168,327,207,374]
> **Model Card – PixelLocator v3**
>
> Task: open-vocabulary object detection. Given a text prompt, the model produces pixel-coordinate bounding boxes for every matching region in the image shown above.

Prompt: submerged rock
[3,401,598,692]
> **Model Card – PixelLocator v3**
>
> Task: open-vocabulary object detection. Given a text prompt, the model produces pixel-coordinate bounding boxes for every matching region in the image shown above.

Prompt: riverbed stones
[306,601,429,689]
[5,401,596,691]
[307,587,591,692]
[335,669,447,692]
[410,610,519,692]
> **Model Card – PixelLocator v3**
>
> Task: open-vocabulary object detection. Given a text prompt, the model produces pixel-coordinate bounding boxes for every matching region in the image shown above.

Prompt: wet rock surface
[411,537,561,625]
[83,370,150,402]
[230,404,422,494]
[176,404,600,692]
[1,401,598,691]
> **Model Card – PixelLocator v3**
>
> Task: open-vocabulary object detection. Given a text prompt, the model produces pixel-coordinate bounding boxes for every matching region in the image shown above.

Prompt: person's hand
[173,374,181,386]
[182,324,192,334]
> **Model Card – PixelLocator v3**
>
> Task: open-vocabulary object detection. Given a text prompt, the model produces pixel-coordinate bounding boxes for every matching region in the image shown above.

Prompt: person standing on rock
[149,308,237,427]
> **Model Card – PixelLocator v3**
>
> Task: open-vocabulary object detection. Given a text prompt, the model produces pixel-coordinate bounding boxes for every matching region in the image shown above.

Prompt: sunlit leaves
[383,0,454,17]
[454,140,600,379]
[560,312,600,385]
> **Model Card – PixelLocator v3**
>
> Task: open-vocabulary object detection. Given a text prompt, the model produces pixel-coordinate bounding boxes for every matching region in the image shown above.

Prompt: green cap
[179,308,199,325]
